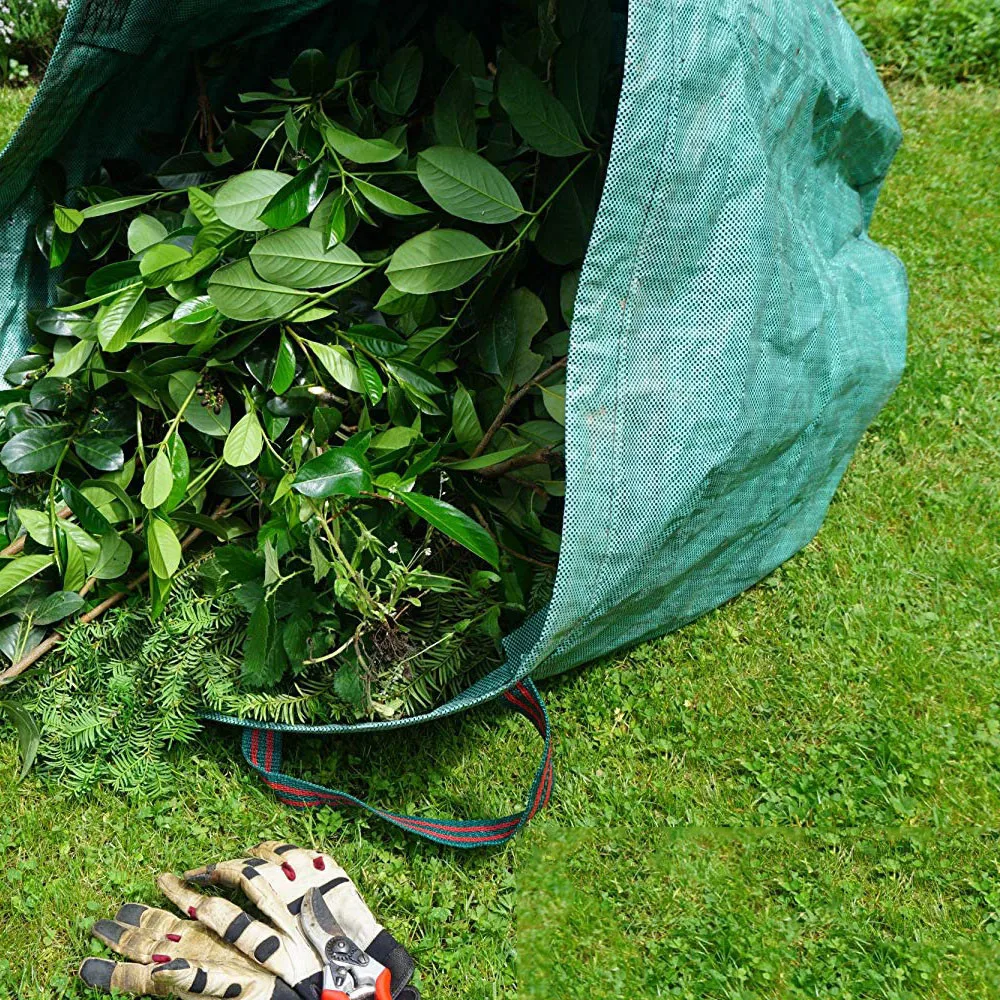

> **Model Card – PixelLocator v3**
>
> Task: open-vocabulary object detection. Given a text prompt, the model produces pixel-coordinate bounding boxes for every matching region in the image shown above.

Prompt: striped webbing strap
[242,679,553,848]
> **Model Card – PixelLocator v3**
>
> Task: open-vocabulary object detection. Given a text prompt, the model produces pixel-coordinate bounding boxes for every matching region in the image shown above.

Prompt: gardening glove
[79,902,300,999]
[159,841,416,1000]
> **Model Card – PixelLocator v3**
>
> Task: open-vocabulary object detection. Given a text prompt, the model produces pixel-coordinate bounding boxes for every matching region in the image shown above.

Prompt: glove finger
[158,874,301,984]
[184,858,298,937]
[78,957,165,996]
[150,958,301,1000]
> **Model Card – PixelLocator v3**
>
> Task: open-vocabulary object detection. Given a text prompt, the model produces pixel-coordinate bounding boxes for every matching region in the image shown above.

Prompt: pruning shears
[300,887,394,1000]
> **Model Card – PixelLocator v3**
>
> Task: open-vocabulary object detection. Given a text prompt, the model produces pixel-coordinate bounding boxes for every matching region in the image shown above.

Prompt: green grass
[1,83,999,999]
[0,87,34,148]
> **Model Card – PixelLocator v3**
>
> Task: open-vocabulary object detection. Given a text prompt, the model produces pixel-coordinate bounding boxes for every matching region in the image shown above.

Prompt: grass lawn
[1,81,999,998]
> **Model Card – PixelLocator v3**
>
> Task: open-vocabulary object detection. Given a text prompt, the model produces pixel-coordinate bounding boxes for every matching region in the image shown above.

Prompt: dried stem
[0,501,230,687]
[471,357,567,459]
[476,447,553,479]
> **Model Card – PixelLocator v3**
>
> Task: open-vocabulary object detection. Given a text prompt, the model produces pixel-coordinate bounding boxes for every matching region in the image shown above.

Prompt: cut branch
[471,357,567,459]
[475,447,554,479]
[0,501,230,687]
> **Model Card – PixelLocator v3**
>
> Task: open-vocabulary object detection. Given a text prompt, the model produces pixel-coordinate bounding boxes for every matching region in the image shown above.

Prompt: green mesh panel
[0,0,907,735]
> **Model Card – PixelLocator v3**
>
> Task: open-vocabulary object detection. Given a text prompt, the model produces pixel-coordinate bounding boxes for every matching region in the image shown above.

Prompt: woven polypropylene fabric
[0,0,907,737]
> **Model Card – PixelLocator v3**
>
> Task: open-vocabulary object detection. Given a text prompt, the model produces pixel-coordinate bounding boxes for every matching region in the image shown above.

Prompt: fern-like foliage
[18,559,507,792]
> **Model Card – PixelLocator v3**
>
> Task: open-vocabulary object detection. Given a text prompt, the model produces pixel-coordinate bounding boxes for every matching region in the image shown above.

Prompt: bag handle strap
[242,680,553,848]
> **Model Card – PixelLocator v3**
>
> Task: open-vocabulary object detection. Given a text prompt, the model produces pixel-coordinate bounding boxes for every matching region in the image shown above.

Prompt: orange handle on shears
[320,969,392,1000]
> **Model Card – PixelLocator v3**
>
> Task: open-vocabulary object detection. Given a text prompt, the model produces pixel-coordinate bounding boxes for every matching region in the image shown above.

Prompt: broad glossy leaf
[34,590,85,626]
[85,260,141,298]
[289,48,335,94]
[93,531,132,579]
[127,214,168,253]
[250,228,364,289]
[259,160,330,229]
[555,31,603,137]
[386,230,493,294]
[355,354,383,405]
[139,243,191,287]
[271,335,296,395]
[173,296,217,326]
[54,204,83,234]
[1,425,67,474]
[98,285,146,352]
[341,323,408,358]
[168,371,232,438]
[353,179,427,218]
[0,701,39,779]
[560,270,580,326]
[383,359,445,397]
[434,16,486,76]
[214,170,292,232]
[61,481,113,535]
[147,517,182,579]
[305,340,362,392]
[188,187,218,225]
[80,193,157,219]
[372,47,423,116]
[208,258,307,321]
[542,382,566,425]
[322,124,401,164]
[162,434,189,513]
[74,435,124,471]
[140,450,173,509]
[452,383,483,453]
[445,443,533,470]
[417,146,523,224]
[223,410,264,467]
[480,288,547,391]
[537,161,599,265]
[371,426,418,450]
[0,555,54,599]
[497,53,585,157]
[292,447,372,498]
[433,69,477,150]
[394,491,498,567]
[48,340,95,379]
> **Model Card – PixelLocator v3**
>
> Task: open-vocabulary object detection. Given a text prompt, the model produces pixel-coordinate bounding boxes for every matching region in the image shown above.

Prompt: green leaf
[259,160,330,229]
[292,447,372,498]
[48,339,95,379]
[33,590,85,626]
[242,597,286,688]
[497,52,585,157]
[61,482,113,535]
[98,285,147,352]
[542,382,566,425]
[334,661,365,708]
[485,288,546,391]
[250,228,364,289]
[372,46,423,116]
[162,434,189,514]
[173,295,217,326]
[386,229,493,294]
[555,31,603,138]
[560,270,580,327]
[0,702,39,780]
[271,335,297,395]
[452,383,483,453]
[208,258,307,321]
[140,450,174,509]
[74,436,124,472]
[0,555,54,599]
[146,518,182,579]
[139,243,192,287]
[433,68,477,150]
[383,359,445,397]
[355,354,383,405]
[188,187,218,225]
[1,426,67,474]
[80,193,157,219]
[93,531,133,580]
[393,491,498,567]
[537,161,599,265]
[341,324,408,358]
[214,170,292,232]
[322,124,401,164]
[445,443,533,470]
[223,410,264,467]
[417,146,523,224]
[168,371,232,438]
[54,204,84,234]
[305,340,363,392]
[353,179,427,218]
[127,214,168,253]
[15,508,54,547]
[289,48,335,94]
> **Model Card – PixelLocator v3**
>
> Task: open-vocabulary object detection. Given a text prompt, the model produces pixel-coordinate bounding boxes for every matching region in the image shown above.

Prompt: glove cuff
[367,929,416,998]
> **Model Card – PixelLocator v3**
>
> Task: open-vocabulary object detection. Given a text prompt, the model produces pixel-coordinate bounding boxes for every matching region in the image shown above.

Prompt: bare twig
[0,506,72,558]
[0,501,230,687]
[472,357,567,458]
[475,447,554,479]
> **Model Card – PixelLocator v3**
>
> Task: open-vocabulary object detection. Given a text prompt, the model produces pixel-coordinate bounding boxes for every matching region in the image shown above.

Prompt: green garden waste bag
[0,0,908,846]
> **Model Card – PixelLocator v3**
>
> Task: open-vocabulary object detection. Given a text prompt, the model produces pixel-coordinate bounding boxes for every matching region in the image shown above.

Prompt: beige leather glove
[79,902,299,999]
